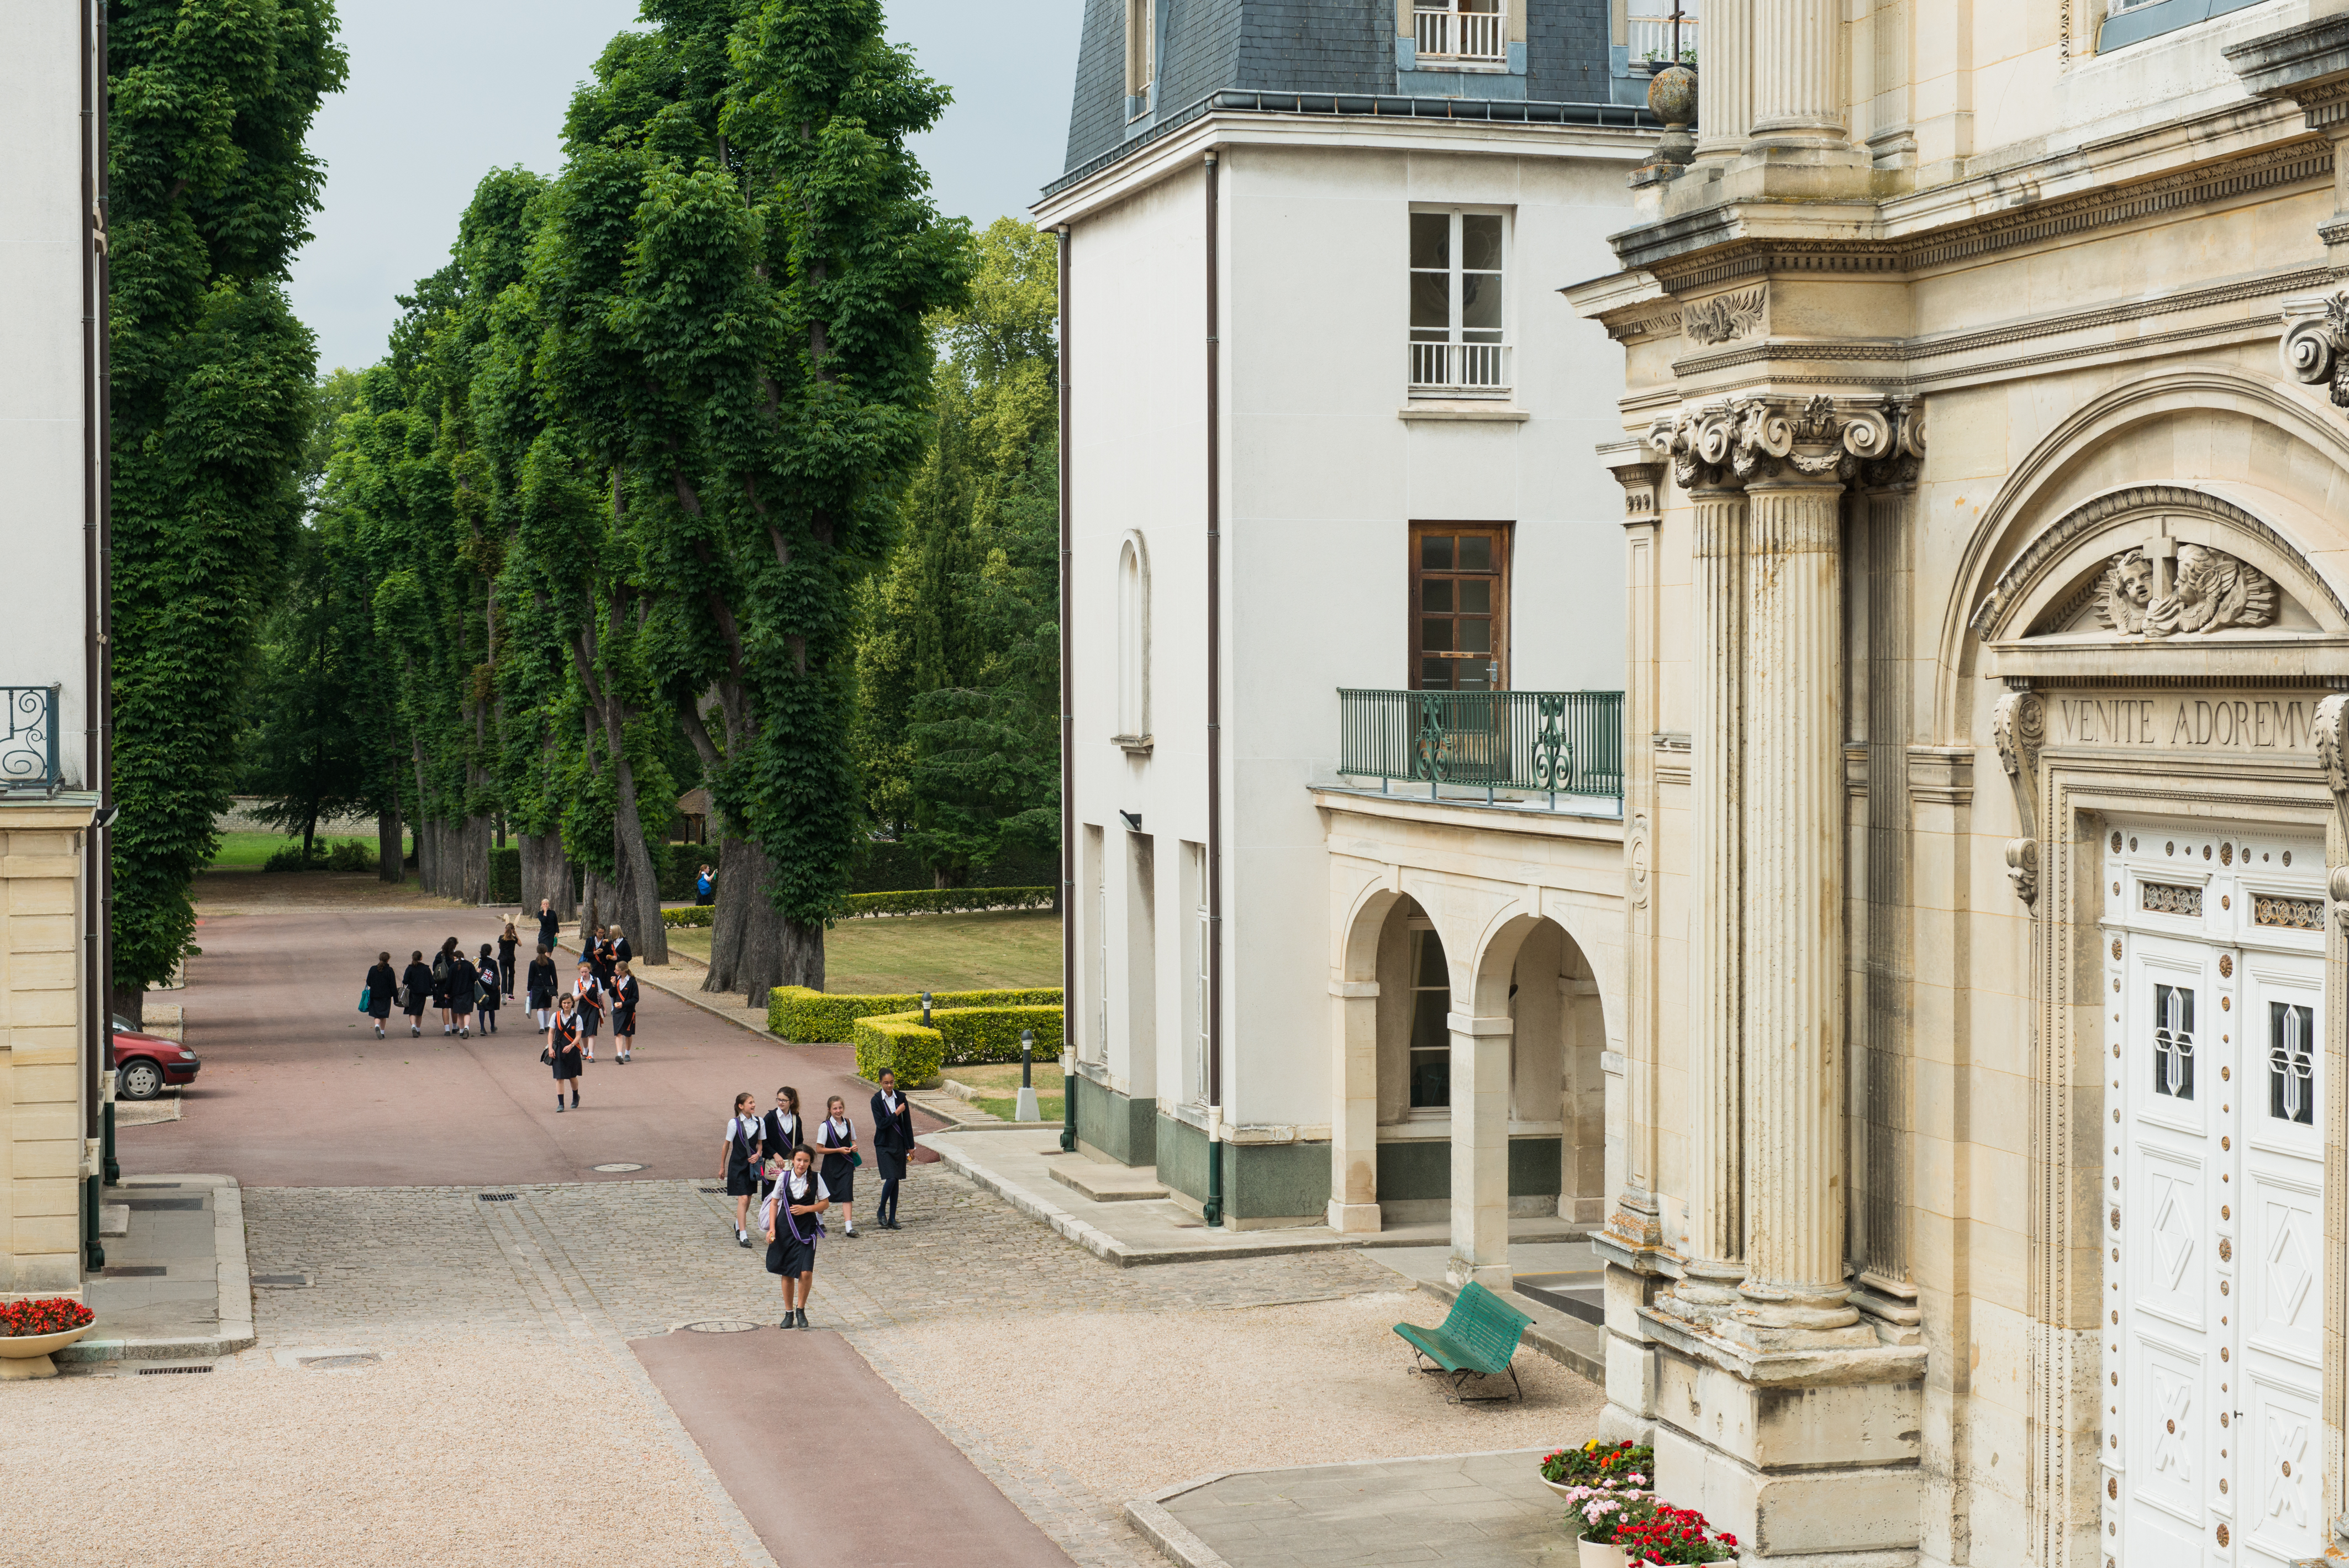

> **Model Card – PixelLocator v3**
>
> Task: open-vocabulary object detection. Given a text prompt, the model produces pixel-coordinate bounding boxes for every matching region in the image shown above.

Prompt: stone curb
[1124,1449,1552,1568]
[1397,1264,1604,1385]
[60,1173,257,1364]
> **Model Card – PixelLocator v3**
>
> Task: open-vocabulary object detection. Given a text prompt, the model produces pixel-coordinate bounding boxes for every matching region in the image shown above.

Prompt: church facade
[1567,5,2349,1564]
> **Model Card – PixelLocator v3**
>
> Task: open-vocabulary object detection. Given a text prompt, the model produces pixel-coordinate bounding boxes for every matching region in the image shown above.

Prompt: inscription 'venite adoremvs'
[2052,695,2316,751]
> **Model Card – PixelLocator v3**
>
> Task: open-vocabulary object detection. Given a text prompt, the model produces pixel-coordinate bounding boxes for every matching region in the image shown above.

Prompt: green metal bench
[1394,1280,1534,1403]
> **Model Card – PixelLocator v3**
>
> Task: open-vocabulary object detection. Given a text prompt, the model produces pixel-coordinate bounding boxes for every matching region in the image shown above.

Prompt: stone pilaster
[1446,1012,1514,1292]
[1736,461,1860,1332]
[1745,0,1858,160]
[1681,473,1750,1309]
[1327,978,1381,1235]
[1693,0,1752,165]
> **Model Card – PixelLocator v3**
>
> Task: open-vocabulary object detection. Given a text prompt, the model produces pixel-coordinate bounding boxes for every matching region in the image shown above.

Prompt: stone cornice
[1615,137,2332,294]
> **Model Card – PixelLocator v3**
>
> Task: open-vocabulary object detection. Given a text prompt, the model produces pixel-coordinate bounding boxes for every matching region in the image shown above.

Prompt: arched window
[1116,533,1151,747]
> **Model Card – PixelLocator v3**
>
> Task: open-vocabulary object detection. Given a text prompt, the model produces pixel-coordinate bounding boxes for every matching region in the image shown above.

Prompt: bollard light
[920,990,933,1027]
[1020,1029,1035,1087]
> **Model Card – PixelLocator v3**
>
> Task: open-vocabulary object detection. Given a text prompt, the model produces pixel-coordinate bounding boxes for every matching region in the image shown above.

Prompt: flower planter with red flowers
[0,1297,96,1381]
[1614,1500,1739,1565]
[1540,1441,1658,1567]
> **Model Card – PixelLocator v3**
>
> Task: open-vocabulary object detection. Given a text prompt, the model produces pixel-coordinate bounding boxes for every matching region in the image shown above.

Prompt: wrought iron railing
[1408,339,1510,393]
[1337,688,1623,809]
[1,686,60,791]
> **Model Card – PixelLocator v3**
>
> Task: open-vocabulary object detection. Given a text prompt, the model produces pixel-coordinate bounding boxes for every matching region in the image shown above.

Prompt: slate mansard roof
[1054,0,1626,196]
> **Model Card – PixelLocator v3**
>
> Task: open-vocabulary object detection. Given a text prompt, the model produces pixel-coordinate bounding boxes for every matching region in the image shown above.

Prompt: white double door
[2107,829,2326,1567]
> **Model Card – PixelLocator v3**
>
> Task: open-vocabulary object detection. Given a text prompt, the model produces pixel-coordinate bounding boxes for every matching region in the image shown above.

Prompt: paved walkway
[924,1129,1588,1266]
[1134,1449,1574,1568]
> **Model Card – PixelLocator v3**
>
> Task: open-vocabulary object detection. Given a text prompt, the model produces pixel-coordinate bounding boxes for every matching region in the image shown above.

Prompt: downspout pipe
[81,0,111,1266]
[1057,222,1077,1157]
[1203,150,1224,1229]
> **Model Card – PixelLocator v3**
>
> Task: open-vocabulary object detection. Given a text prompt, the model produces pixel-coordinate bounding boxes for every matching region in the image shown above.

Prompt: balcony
[1,686,60,793]
[1414,3,1507,65]
[1337,688,1624,812]
[1408,340,1511,395]
[1626,1,1698,66]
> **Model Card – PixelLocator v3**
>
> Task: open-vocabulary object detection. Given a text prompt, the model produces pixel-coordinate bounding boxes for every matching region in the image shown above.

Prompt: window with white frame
[1415,0,1505,65]
[1125,0,1155,119]
[1408,208,1508,393]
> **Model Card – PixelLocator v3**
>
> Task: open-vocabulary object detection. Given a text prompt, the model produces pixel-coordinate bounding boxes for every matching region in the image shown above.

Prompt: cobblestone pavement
[244,1169,1401,1566]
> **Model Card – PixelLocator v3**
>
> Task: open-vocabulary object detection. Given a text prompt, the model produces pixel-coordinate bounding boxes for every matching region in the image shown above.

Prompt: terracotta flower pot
[0,1322,94,1380]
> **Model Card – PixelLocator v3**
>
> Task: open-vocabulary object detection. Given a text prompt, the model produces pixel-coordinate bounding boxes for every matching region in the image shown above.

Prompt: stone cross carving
[2093,523,2276,638]
[1991,690,2045,907]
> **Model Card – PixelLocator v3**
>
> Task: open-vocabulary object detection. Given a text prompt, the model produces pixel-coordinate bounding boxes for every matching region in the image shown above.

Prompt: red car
[110,1023,200,1101]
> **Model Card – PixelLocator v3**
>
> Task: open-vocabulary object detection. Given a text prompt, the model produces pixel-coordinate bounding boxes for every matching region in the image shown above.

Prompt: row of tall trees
[228,0,1064,1003]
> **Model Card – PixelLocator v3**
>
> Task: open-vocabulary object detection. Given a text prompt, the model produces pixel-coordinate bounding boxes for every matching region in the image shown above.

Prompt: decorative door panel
[2105,825,2327,1568]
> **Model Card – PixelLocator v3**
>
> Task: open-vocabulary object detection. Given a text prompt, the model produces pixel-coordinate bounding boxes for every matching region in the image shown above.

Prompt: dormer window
[1125,0,1155,120]
[1414,0,1505,66]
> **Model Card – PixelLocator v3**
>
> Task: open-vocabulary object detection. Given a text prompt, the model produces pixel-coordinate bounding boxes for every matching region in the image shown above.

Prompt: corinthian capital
[1726,394,1913,486]
[2282,292,2349,409]
[1646,403,1741,491]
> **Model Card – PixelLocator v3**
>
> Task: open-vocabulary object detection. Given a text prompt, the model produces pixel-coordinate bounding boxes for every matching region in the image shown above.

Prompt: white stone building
[1562,2,2349,1564]
[0,4,109,1296]
[1036,1,1655,1282]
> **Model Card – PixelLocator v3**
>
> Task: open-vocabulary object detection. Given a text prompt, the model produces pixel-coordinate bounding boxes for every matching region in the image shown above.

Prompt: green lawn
[208,829,396,870]
[946,1060,1066,1122]
[662,907,1061,995]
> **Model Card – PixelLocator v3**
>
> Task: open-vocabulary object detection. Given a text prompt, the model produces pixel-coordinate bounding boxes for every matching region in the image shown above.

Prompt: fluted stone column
[1737,470,1859,1332]
[1328,978,1381,1235]
[1746,0,1860,162]
[1448,1012,1514,1292]
[1694,0,1752,164]
[1674,480,1750,1311]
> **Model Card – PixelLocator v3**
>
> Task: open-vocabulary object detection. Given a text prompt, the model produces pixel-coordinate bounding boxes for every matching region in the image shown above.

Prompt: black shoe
[738,1232,751,1249]
[794,1309,810,1329]
[556,1101,566,1113]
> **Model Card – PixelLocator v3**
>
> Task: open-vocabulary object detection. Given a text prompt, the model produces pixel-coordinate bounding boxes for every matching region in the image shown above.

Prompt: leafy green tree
[241,520,368,861]
[108,0,347,1017]
[855,218,1060,886]
[545,0,970,999]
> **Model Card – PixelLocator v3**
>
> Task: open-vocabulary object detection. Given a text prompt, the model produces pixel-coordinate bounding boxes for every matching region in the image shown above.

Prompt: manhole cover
[478,1193,518,1202]
[299,1353,381,1370]
[591,1163,644,1173]
[682,1320,760,1334]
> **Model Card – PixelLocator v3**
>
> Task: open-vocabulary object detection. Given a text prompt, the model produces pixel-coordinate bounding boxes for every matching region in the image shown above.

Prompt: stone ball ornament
[1647,64,1697,128]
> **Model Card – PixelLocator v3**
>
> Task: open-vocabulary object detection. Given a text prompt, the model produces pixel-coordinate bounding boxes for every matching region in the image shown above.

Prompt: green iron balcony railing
[1337,688,1624,810]
[1,685,60,792]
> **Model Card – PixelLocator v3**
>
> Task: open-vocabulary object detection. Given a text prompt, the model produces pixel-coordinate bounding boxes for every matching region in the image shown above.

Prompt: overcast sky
[289,0,1086,375]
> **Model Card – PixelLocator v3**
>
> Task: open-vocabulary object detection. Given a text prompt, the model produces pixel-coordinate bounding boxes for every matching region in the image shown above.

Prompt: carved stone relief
[2280,289,2349,407]
[2094,544,2277,638]
[1991,690,2046,907]
[1682,287,1765,346]
[1645,395,1924,491]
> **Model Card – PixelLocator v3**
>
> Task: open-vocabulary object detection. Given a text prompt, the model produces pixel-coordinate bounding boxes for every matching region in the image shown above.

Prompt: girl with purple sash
[761,1145,829,1329]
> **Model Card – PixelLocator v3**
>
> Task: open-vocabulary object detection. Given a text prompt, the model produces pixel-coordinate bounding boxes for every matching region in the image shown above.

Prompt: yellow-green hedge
[766,985,1062,1044]
[850,1005,1066,1089]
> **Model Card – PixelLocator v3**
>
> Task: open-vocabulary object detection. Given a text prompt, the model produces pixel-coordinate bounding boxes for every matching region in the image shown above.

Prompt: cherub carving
[2095,544,2277,638]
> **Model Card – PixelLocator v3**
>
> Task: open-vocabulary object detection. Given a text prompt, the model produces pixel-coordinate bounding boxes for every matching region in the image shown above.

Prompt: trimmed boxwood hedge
[850,1004,1066,1089]
[767,985,1062,1045]
[662,904,715,928]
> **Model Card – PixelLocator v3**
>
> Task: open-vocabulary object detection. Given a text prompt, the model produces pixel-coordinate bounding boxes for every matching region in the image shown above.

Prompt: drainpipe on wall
[1057,222,1078,1157]
[1203,150,1224,1229]
[81,0,110,1270]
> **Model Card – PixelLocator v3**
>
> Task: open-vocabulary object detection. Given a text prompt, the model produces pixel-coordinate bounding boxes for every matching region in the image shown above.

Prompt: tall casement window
[1410,522,1510,690]
[1116,534,1150,745]
[1125,0,1155,119]
[1406,920,1451,1112]
[1408,208,1508,393]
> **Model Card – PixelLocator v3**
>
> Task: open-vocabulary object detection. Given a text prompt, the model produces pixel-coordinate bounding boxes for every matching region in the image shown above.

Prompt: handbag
[357,987,371,1013]
[539,1046,553,1065]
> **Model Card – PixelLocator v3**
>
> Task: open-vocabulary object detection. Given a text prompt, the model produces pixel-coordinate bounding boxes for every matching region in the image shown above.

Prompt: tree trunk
[112,982,143,1032]
[580,867,616,940]
[608,753,670,966]
[519,832,576,921]
[378,806,404,883]
[779,917,824,996]
[459,814,492,904]
[417,818,440,894]
[703,834,802,1008]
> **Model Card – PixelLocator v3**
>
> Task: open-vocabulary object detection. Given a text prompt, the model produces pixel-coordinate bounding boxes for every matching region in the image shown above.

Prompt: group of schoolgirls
[361,934,512,1040]
[718,1075,918,1330]
[534,925,641,1112]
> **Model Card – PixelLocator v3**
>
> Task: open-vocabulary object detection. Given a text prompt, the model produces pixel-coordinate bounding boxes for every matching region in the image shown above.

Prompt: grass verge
[663,909,1059,995]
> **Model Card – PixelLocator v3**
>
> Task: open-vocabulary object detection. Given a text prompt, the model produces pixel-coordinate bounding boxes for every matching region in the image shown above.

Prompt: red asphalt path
[633,1327,1076,1567]
[129,906,949,1187]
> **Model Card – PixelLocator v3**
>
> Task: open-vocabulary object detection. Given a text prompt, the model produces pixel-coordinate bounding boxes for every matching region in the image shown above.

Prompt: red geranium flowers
[1,1297,93,1337]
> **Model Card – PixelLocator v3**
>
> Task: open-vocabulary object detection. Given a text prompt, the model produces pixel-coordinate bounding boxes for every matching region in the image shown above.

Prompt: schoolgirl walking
[720,1093,763,1248]
[526,946,557,1029]
[761,1144,829,1329]
[399,950,432,1038]
[571,962,604,1062]
[475,944,502,1034]
[364,952,396,1040]
[817,1096,860,1238]
[609,961,639,1063]
[870,1069,914,1230]
[449,947,480,1039]
[497,922,519,998]
[544,993,584,1112]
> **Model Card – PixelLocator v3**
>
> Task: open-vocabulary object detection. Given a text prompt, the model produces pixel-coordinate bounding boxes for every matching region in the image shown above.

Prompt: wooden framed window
[1410,522,1510,690]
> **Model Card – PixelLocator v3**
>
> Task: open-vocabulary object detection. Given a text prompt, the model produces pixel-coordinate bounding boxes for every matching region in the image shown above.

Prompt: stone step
[1047,1158,1168,1203]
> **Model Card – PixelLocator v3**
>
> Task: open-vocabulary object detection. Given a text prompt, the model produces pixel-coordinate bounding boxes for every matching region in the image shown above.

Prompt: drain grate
[477,1193,518,1202]
[252,1274,309,1287]
[683,1320,760,1334]
[299,1353,380,1370]
[102,1265,166,1278]
[138,1365,212,1375]
[696,1187,726,1195]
